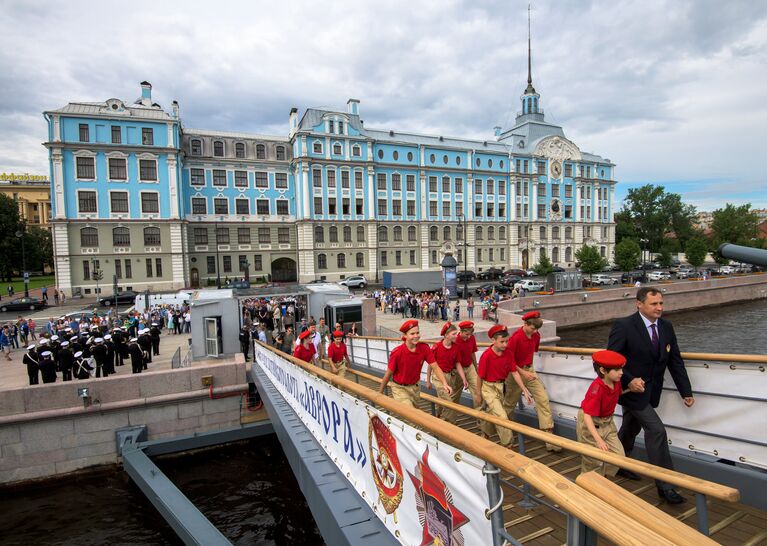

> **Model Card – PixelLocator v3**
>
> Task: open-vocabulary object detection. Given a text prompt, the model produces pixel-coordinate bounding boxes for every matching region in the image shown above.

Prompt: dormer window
[276,146,286,160]
[338,121,344,134]
[235,142,245,158]
[191,139,202,155]
[256,144,266,159]
[213,141,224,157]
[328,120,335,133]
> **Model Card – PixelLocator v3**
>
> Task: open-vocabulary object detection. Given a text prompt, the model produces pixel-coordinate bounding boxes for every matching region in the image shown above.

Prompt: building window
[333,143,342,155]
[214,198,228,215]
[83,260,90,280]
[357,226,365,241]
[442,202,450,217]
[431,250,437,264]
[487,227,495,241]
[477,248,482,262]
[213,141,224,157]
[110,191,129,213]
[392,201,401,216]
[378,226,388,242]
[258,228,270,243]
[343,225,352,242]
[337,254,346,268]
[76,157,95,179]
[393,226,403,241]
[314,225,324,242]
[476,226,483,240]
[443,226,451,241]
[111,126,121,144]
[312,141,322,154]
[190,168,205,186]
[238,255,248,272]
[340,170,350,189]
[318,253,327,269]
[405,225,415,242]
[235,198,249,215]
[392,174,401,191]
[499,226,506,240]
[107,158,127,180]
[538,204,546,218]
[355,199,363,215]
[487,203,494,217]
[406,200,415,216]
[537,161,546,175]
[191,139,202,155]
[352,145,361,157]
[192,197,207,214]
[235,142,245,158]
[146,259,154,278]
[207,256,216,274]
[276,146,286,160]
[338,121,344,134]
[442,176,450,193]
[256,200,270,215]
[144,227,161,246]
[407,250,414,265]
[252,171,267,188]
[112,227,130,247]
[328,170,336,188]
[223,255,232,273]
[498,181,506,195]
[79,124,89,142]
[378,199,387,216]
[429,201,437,217]
[429,176,437,192]
[139,159,157,181]
[278,227,290,244]
[234,171,248,187]
[454,178,463,193]
[254,254,263,270]
[238,228,251,244]
[395,250,402,265]
[78,191,97,213]
[276,200,289,215]
[565,185,573,198]
[328,120,335,133]
[216,227,230,244]
[380,252,388,266]
[429,226,438,241]
[474,180,482,194]
[354,171,363,189]
[141,193,160,214]
[152,258,161,278]
[328,198,337,215]
[313,170,322,188]
[475,202,482,217]
[342,198,350,215]
[538,182,547,197]
[139,128,153,145]
[329,226,339,242]
[456,226,463,241]
[256,144,266,159]
[314,197,323,215]
[194,228,208,245]
[377,173,386,190]
[275,172,287,189]
[356,252,364,267]
[80,227,98,247]
[406,174,415,192]
[456,201,463,217]
[114,259,122,279]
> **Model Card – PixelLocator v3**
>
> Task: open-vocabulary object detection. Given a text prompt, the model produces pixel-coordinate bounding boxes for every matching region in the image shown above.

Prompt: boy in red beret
[477,325,532,447]
[426,322,467,424]
[327,330,349,379]
[503,311,560,452]
[577,350,626,476]
[453,320,480,407]
[379,319,453,408]
[293,330,316,364]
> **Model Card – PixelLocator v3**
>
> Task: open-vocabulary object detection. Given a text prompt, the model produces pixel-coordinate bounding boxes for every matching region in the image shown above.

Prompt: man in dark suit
[608,286,695,504]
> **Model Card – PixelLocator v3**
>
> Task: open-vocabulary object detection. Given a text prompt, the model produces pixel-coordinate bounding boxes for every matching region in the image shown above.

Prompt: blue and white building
[46,68,616,294]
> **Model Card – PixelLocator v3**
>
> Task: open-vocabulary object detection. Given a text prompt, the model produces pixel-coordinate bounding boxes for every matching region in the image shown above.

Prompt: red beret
[458,321,474,330]
[298,330,312,341]
[440,322,453,337]
[522,311,541,321]
[488,325,508,338]
[399,319,419,334]
[332,330,344,338]
[592,350,626,369]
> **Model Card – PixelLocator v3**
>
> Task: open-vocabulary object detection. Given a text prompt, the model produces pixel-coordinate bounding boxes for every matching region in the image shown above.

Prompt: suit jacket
[607,312,692,410]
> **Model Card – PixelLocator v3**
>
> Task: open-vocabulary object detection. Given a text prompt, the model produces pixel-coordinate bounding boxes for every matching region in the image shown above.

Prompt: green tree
[533,255,554,277]
[614,239,641,272]
[619,184,697,251]
[685,238,708,271]
[0,195,22,281]
[614,210,638,245]
[657,248,673,268]
[710,204,760,247]
[575,244,608,282]
[25,226,53,272]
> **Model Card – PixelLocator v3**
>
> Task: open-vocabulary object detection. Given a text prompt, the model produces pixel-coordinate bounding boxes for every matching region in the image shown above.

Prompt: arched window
[565,247,572,262]
[443,226,451,241]
[487,226,495,241]
[540,226,547,240]
[190,139,202,155]
[329,226,338,242]
[337,254,346,268]
[552,226,560,240]
[408,226,417,241]
[143,226,160,246]
[343,225,352,242]
[356,252,364,267]
[552,247,559,262]
[429,226,438,241]
[80,227,98,247]
[378,226,388,242]
[235,142,245,158]
[393,226,402,241]
[357,226,365,241]
[276,146,286,160]
[475,226,483,241]
[498,226,506,240]
[318,253,327,269]
[456,226,463,241]
[314,225,324,242]
[565,226,572,240]
[256,144,266,159]
[112,227,130,247]
[213,141,224,157]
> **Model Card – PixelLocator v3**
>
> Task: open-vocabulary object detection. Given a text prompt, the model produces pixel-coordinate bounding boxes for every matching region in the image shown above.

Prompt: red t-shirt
[327,342,348,364]
[293,343,316,363]
[477,347,515,382]
[431,341,460,373]
[387,342,435,385]
[453,335,478,367]
[505,328,540,368]
[580,378,621,417]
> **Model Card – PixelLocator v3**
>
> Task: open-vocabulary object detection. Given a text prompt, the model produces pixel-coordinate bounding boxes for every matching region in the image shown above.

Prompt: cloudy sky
[2,0,766,211]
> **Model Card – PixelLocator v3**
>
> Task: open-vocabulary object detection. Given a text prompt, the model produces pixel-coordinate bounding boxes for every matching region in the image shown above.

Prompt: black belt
[485,380,504,384]
[393,380,418,386]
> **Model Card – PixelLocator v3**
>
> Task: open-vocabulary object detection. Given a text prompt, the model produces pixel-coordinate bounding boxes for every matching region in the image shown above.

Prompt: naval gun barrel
[717,243,767,267]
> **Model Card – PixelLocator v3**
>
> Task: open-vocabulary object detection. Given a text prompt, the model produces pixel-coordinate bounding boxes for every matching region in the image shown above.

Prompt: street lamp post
[15,228,28,297]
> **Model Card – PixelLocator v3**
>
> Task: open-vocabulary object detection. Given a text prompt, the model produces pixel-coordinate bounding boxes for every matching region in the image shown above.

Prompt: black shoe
[616,468,641,481]
[657,487,685,504]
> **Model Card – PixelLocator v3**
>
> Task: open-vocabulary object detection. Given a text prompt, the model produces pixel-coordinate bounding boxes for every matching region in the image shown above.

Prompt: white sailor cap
[129,337,138,342]
[70,335,78,341]
[51,335,59,341]
[41,351,52,357]
[60,341,70,348]
[95,337,104,343]
[74,351,83,358]
[151,322,158,326]
[104,334,112,340]
[65,327,72,332]
[39,338,49,345]
[27,344,35,351]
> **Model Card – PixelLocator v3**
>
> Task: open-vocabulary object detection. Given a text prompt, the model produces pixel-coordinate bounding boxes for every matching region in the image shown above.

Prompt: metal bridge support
[566,514,597,546]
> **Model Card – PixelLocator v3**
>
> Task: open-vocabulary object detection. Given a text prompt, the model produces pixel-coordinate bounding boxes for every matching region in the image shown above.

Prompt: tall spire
[525,4,536,95]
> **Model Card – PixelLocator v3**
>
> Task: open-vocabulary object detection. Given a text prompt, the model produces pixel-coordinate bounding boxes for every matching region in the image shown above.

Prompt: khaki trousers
[576,410,624,476]
[503,365,554,430]
[460,364,480,405]
[480,382,513,447]
[432,371,457,424]
[333,361,347,380]
[390,383,420,408]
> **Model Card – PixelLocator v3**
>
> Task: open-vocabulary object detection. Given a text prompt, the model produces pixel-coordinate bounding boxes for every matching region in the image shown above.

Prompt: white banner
[254,343,494,546]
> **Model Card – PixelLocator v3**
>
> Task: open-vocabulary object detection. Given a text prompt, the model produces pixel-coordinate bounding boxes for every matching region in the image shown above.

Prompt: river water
[0,436,324,545]
[557,298,767,354]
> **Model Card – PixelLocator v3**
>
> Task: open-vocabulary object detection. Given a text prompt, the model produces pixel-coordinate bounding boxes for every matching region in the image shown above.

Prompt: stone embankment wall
[499,275,767,329]
[0,357,248,485]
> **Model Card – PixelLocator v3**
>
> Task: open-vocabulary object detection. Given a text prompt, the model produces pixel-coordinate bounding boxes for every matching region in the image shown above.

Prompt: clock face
[551,161,562,178]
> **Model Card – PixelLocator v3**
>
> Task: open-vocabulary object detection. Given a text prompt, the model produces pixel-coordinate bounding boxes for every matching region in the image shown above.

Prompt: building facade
[46,74,616,295]
[0,174,52,227]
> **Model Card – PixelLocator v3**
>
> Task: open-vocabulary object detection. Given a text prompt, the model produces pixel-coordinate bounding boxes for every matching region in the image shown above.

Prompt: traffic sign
[23,272,29,281]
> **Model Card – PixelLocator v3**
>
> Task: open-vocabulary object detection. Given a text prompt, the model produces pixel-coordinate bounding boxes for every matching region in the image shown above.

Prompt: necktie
[650,323,659,352]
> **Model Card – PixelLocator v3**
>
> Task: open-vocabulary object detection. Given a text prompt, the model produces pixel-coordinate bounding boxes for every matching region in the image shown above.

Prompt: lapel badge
[666,344,671,353]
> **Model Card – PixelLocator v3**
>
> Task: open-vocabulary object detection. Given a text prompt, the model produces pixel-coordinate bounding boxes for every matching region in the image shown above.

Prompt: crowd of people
[369,287,513,323]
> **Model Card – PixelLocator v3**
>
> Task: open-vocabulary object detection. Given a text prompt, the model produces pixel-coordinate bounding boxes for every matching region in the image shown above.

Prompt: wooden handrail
[576,472,719,546]
[257,342,676,546]
[340,365,740,503]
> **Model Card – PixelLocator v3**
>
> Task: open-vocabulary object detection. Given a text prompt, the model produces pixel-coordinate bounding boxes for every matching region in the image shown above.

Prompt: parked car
[514,279,546,292]
[590,274,619,286]
[718,265,736,275]
[676,266,694,279]
[474,283,510,295]
[621,271,646,284]
[307,279,329,284]
[456,270,476,282]
[504,268,527,278]
[98,290,139,306]
[525,269,537,277]
[0,297,48,313]
[648,271,671,281]
[476,268,504,280]
[552,266,566,273]
[228,280,250,288]
[338,275,367,288]
[500,274,523,287]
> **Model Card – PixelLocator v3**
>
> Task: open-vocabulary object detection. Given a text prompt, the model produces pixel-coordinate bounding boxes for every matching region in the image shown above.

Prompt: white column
[609,185,615,223]
[367,167,375,217]
[532,183,538,221]
[52,151,66,219]
[510,180,517,221]
[169,223,186,289]
[53,223,72,294]
[302,166,310,218]
[167,156,179,218]
[575,185,581,222]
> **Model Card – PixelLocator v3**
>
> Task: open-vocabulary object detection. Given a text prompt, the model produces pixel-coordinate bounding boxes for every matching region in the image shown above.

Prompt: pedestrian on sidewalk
[1,325,12,360]
[41,286,48,303]
[53,288,59,305]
